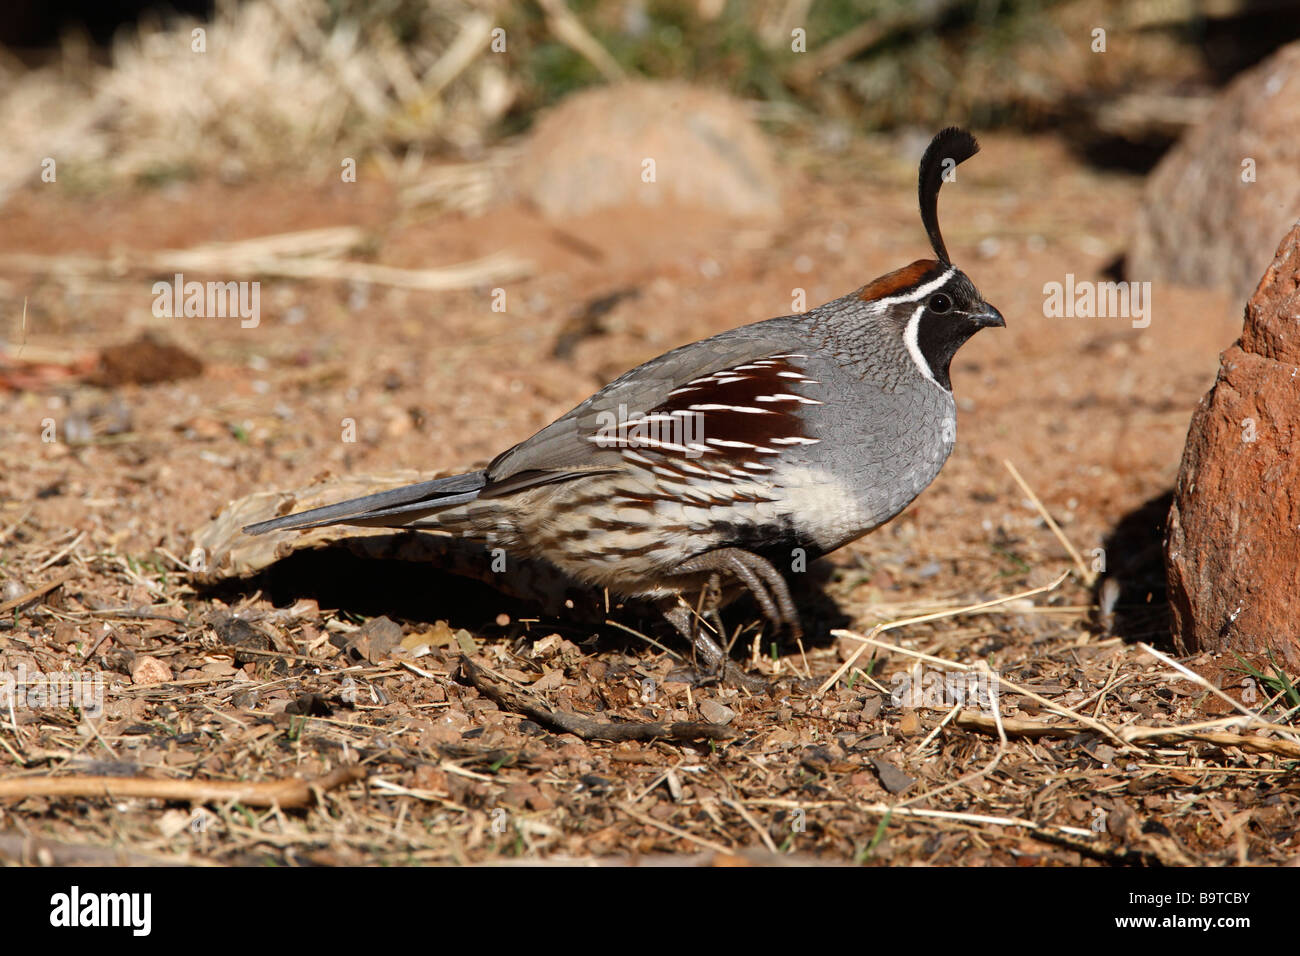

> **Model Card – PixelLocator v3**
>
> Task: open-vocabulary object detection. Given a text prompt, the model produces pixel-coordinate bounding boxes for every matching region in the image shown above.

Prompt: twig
[0,239,532,294]
[223,251,533,291]
[854,801,1095,839]
[991,673,1134,751]
[0,507,32,548]
[617,802,730,854]
[720,797,779,855]
[785,1,959,89]
[33,530,86,572]
[1126,729,1300,757]
[1138,642,1296,741]
[836,595,1134,750]
[955,711,1300,758]
[898,661,1009,808]
[0,766,365,808]
[422,13,494,96]
[459,656,735,743]
[603,618,684,662]
[819,572,1068,694]
[81,607,189,624]
[536,0,628,83]
[1004,459,1094,585]
[916,702,962,751]
[368,778,464,810]
[955,712,1075,739]
[0,571,73,615]
[627,758,687,806]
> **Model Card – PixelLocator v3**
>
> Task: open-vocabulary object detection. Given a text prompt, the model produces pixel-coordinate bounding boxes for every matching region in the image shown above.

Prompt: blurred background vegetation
[2,0,1298,198]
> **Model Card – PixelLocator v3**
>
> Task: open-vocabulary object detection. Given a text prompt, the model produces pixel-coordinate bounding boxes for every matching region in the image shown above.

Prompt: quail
[244,127,1004,685]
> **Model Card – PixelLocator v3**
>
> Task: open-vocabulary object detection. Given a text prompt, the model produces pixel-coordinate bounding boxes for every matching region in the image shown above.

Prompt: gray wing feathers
[242,470,488,534]
[485,319,803,481]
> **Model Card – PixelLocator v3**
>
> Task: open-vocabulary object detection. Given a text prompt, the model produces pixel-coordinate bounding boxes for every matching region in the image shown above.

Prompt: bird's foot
[661,548,807,694]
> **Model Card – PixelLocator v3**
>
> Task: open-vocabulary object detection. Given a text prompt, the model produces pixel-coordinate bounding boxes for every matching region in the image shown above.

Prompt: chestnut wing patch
[585,354,822,492]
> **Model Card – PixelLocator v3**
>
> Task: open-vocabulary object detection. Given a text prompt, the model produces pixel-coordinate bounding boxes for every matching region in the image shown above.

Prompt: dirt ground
[2,129,1293,866]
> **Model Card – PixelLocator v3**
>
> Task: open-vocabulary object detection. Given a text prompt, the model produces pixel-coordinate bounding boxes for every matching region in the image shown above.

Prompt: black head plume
[918,127,979,266]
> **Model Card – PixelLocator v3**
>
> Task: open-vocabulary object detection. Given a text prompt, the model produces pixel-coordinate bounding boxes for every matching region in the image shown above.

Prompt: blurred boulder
[513,81,781,220]
[1130,41,1300,302]
[93,331,203,386]
[1165,223,1300,664]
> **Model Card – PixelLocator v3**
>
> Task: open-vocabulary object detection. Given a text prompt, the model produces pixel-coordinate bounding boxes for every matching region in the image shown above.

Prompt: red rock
[1165,224,1300,664]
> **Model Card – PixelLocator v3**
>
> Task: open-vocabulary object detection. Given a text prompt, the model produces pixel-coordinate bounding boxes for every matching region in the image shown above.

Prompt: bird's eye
[929,293,952,314]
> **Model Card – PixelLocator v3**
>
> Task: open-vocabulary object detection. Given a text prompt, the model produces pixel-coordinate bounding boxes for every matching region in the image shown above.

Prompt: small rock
[157,809,192,839]
[665,770,683,802]
[530,668,567,693]
[501,783,542,809]
[1091,743,1118,766]
[93,332,203,386]
[579,774,614,793]
[209,615,271,665]
[454,629,478,656]
[339,615,404,664]
[412,766,448,793]
[871,758,916,795]
[698,699,736,725]
[131,656,172,686]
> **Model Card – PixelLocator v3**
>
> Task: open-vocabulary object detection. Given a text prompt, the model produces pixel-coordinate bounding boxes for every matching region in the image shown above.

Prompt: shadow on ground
[203,544,850,661]
[1099,490,1174,647]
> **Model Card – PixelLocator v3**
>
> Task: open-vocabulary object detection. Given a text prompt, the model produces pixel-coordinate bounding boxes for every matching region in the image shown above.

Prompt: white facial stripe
[863,266,956,313]
[904,303,944,390]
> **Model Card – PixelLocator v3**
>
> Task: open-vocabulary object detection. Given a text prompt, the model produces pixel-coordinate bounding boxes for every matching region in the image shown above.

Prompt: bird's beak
[975,304,1005,328]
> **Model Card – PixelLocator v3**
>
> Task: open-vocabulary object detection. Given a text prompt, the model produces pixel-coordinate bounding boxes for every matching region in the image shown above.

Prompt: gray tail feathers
[242,470,488,535]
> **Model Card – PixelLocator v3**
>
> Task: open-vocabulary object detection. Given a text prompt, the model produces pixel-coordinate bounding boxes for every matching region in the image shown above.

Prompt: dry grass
[0,0,510,204]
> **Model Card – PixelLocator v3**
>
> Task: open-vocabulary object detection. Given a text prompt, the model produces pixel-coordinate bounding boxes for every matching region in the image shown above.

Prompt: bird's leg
[656,547,809,693]
[700,572,730,664]
[679,572,732,680]
[662,603,769,694]
[677,547,803,641]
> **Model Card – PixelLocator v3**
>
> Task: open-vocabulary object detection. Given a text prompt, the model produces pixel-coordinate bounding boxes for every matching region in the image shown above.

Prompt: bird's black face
[910,266,1004,391]
[859,259,1004,391]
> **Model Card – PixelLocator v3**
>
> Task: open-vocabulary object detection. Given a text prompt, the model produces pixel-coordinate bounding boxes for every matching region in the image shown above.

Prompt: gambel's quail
[244,127,1004,685]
